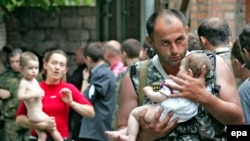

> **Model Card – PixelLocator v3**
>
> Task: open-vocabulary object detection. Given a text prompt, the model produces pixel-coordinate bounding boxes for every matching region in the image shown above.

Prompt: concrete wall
[2,1,248,74]
[0,8,6,50]
[5,6,96,75]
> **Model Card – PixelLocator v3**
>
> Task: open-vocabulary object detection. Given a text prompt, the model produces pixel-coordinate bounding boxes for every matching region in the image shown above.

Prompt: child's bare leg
[106,105,157,141]
[126,105,156,141]
[48,129,63,141]
[105,128,127,139]
[35,129,47,141]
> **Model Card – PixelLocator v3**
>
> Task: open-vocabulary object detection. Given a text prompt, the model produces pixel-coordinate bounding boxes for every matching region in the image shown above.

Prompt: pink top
[110,61,127,77]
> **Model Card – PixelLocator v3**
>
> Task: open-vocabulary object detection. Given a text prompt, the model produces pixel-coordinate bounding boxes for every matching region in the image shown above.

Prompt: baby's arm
[143,86,168,103]
[18,80,43,101]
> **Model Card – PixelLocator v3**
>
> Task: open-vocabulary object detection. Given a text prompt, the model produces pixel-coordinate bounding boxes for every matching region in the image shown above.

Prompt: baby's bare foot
[105,131,122,139]
[119,134,136,141]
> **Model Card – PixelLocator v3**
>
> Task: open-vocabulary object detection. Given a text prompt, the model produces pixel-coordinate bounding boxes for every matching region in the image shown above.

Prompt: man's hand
[136,109,178,141]
[0,89,10,99]
[82,68,90,80]
[60,88,73,105]
[37,117,56,131]
[167,65,207,103]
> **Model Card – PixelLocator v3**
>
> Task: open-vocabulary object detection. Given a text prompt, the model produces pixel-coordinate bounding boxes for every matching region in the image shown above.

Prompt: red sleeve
[69,83,92,106]
[16,101,27,116]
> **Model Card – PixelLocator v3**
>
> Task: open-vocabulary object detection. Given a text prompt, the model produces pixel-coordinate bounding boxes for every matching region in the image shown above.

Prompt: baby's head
[20,51,40,79]
[179,53,211,78]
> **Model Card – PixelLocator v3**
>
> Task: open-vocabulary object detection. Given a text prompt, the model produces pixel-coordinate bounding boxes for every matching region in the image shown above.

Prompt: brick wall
[190,0,246,40]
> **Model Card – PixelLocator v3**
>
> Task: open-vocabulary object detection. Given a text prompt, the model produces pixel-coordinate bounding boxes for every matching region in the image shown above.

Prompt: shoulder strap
[138,60,149,106]
[206,51,220,96]
[213,47,231,55]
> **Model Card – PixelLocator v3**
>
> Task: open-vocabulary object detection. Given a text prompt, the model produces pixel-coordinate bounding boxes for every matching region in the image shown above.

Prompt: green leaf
[0,0,96,11]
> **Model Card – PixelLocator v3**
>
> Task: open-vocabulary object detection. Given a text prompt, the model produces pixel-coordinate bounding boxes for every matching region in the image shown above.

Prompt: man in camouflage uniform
[0,100,4,141]
[116,9,244,141]
[0,48,29,141]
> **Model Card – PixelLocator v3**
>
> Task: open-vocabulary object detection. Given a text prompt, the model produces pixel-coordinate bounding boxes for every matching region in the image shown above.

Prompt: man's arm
[168,56,245,125]
[205,56,244,124]
[16,115,56,130]
[117,73,178,141]
[116,73,138,130]
[0,89,10,99]
[16,102,56,131]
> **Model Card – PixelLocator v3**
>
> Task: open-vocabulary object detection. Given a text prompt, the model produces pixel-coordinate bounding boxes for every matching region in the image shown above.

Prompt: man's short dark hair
[239,24,250,51]
[121,38,141,58]
[197,18,231,47]
[146,9,187,38]
[83,42,104,62]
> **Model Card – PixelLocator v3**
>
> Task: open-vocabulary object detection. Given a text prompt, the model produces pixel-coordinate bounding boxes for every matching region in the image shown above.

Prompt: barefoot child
[18,51,63,141]
[105,53,212,141]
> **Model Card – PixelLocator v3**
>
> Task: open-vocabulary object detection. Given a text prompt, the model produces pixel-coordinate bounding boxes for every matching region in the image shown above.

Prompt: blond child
[18,51,63,141]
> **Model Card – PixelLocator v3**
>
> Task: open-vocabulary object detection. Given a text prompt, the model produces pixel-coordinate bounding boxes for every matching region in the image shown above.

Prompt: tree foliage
[0,0,96,11]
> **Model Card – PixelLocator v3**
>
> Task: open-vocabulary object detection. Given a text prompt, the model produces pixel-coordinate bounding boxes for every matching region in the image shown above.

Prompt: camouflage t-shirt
[130,51,226,141]
[0,70,22,118]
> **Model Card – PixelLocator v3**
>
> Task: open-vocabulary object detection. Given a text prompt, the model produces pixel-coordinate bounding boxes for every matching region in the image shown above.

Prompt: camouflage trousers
[4,118,30,141]
[0,123,4,141]
[156,134,227,141]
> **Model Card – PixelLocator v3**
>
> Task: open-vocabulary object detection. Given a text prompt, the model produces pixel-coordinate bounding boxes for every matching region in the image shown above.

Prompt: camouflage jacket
[130,51,226,141]
[0,70,22,119]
